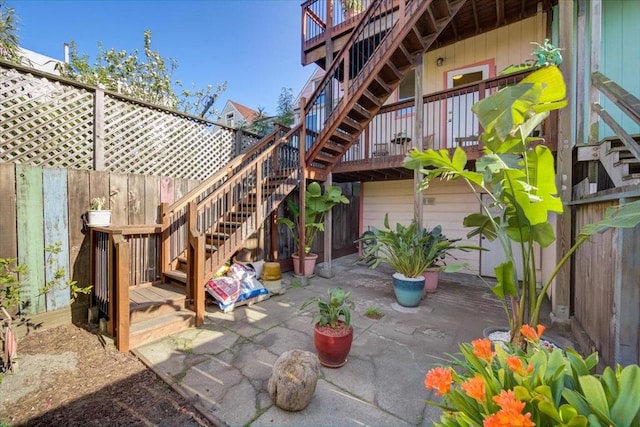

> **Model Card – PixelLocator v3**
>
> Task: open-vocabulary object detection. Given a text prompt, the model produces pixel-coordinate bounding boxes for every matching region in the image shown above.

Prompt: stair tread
[130,310,193,333]
[165,270,187,282]
[614,157,640,165]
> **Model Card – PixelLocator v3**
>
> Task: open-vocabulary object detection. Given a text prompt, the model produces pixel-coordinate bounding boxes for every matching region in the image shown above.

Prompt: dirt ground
[0,323,214,427]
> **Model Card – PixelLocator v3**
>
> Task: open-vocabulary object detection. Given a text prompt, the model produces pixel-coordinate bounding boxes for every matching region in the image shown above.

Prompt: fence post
[113,234,130,352]
[93,89,106,171]
[160,202,171,277]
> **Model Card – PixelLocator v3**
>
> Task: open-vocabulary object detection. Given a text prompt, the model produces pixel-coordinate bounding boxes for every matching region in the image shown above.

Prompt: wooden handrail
[592,71,640,127]
[592,103,640,161]
[303,0,386,115]
[165,125,286,216]
[90,224,162,235]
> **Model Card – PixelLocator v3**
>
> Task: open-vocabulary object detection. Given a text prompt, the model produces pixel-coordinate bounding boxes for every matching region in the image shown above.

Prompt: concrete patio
[133,254,575,426]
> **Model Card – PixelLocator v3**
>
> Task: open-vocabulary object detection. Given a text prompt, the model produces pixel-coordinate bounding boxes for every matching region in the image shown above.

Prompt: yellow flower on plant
[471,338,494,361]
[520,324,546,342]
[424,367,453,396]
[461,375,486,403]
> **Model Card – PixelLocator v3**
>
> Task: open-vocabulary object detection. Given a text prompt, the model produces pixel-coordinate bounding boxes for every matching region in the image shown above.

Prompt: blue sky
[8,0,316,116]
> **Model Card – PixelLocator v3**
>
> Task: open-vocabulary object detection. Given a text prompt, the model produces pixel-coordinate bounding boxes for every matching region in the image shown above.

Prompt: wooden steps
[305,0,466,172]
[128,283,194,349]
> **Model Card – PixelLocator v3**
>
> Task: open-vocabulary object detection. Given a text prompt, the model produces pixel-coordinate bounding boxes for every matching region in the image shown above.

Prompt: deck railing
[303,0,408,166]
[92,224,162,352]
[302,0,376,45]
[337,69,559,165]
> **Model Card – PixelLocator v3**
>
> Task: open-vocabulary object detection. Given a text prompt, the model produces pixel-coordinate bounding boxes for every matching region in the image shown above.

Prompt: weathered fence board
[67,169,92,304]
[144,175,160,223]
[128,174,147,224]
[16,165,46,314]
[110,173,129,225]
[0,163,17,260]
[43,168,71,310]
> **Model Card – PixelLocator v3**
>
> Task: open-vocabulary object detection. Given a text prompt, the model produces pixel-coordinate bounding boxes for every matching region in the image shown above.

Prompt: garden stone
[268,349,320,411]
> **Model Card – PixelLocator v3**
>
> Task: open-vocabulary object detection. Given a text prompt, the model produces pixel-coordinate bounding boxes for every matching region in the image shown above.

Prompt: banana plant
[405,65,640,346]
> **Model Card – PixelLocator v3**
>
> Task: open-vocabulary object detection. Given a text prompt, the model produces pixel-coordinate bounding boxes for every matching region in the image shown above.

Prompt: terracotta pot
[392,273,425,307]
[313,322,354,368]
[292,253,318,277]
[423,268,439,293]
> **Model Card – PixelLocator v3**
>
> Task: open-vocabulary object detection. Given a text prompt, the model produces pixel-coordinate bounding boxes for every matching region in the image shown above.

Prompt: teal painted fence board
[16,165,46,314]
[43,168,71,310]
[601,0,640,137]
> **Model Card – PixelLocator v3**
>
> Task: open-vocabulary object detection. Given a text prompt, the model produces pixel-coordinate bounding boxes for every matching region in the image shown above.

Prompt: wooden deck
[129,283,187,311]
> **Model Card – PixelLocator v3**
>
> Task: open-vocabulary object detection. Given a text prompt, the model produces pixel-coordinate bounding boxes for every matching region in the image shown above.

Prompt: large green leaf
[578,375,614,424]
[579,200,640,237]
[610,365,640,425]
[525,145,563,214]
[521,65,568,113]
[463,213,498,241]
[492,261,517,298]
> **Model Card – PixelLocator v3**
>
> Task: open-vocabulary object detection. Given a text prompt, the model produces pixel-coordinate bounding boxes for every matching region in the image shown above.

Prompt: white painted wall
[362,179,481,273]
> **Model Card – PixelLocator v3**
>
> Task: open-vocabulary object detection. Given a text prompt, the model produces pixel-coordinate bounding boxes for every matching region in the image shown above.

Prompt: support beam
[298,97,308,284]
[413,56,424,230]
[319,173,334,278]
[552,0,574,322]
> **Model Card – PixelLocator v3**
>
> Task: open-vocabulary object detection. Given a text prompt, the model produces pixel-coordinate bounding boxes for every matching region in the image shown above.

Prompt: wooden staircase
[303,0,466,177]
[100,126,302,351]
[598,136,640,186]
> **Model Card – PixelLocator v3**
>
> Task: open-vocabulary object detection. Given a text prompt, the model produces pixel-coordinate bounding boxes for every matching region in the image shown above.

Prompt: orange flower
[424,367,453,396]
[520,324,546,342]
[472,338,494,361]
[492,390,525,413]
[484,410,535,427]
[505,356,533,377]
[461,375,486,403]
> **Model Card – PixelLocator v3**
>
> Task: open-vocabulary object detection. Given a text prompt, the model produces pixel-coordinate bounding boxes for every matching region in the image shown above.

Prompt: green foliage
[275,87,294,127]
[301,287,354,328]
[56,31,226,119]
[247,106,271,136]
[355,214,480,278]
[40,242,92,303]
[0,258,27,312]
[278,181,349,254]
[425,330,640,426]
[406,62,640,344]
[0,1,20,63]
[89,197,106,210]
[364,306,383,319]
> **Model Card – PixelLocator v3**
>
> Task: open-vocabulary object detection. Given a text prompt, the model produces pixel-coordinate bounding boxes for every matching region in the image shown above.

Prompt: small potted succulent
[86,197,111,227]
[301,287,354,368]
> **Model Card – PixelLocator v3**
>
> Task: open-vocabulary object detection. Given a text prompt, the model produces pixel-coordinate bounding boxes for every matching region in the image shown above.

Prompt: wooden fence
[0,162,201,320]
[1,59,259,180]
[571,192,640,366]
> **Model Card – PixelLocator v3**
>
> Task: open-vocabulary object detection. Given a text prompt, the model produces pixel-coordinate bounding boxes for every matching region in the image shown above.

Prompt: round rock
[268,349,320,411]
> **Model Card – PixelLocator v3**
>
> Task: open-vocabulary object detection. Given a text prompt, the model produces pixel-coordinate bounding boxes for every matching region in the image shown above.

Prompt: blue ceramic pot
[392,273,425,307]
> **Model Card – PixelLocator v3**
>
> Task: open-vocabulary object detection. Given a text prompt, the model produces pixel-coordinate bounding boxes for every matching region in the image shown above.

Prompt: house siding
[362,180,481,273]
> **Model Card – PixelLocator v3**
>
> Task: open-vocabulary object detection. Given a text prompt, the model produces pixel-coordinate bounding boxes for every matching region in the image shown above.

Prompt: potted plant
[424,324,640,426]
[340,0,363,19]
[406,61,640,347]
[278,181,349,277]
[301,287,354,368]
[86,197,111,227]
[356,215,453,307]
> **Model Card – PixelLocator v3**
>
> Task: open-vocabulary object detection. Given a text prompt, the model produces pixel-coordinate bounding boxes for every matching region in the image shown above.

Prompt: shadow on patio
[133,254,575,426]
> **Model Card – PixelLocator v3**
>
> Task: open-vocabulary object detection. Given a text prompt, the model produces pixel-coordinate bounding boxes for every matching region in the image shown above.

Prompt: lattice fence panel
[104,96,236,180]
[1,65,94,169]
[241,133,260,152]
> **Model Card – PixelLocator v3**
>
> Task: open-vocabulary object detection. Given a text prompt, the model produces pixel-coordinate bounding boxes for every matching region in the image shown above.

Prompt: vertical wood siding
[573,200,617,365]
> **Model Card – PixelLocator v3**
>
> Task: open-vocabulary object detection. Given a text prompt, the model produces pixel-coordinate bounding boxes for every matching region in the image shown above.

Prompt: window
[226,112,234,126]
[398,71,416,100]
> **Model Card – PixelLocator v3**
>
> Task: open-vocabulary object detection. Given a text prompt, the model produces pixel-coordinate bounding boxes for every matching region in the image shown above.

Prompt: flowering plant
[425,325,640,426]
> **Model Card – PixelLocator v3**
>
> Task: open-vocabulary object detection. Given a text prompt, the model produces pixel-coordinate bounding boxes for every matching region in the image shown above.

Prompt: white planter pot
[87,210,111,227]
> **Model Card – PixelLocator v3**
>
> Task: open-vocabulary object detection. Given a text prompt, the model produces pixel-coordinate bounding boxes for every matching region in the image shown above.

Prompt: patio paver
[134,254,575,426]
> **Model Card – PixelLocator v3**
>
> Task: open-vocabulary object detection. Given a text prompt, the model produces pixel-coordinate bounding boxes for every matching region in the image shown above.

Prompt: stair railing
[590,71,640,161]
[303,0,415,167]
[186,125,302,324]
[160,125,290,278]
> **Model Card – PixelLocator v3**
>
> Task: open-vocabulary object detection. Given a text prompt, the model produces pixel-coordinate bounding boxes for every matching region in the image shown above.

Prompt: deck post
[413,55,424,230]
[319,173,334,278]
[552,0,575,322]
[113,235,130,352]
[298,97,308,283]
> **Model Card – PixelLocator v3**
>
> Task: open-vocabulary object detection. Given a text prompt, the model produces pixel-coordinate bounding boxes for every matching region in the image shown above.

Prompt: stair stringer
[599,140,640,186]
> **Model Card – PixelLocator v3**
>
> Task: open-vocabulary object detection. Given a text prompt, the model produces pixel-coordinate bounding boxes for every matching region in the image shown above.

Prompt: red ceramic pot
[313,322,354,368]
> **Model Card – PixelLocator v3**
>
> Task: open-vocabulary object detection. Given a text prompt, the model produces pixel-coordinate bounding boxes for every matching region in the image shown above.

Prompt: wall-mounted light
[436,57,444,67]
